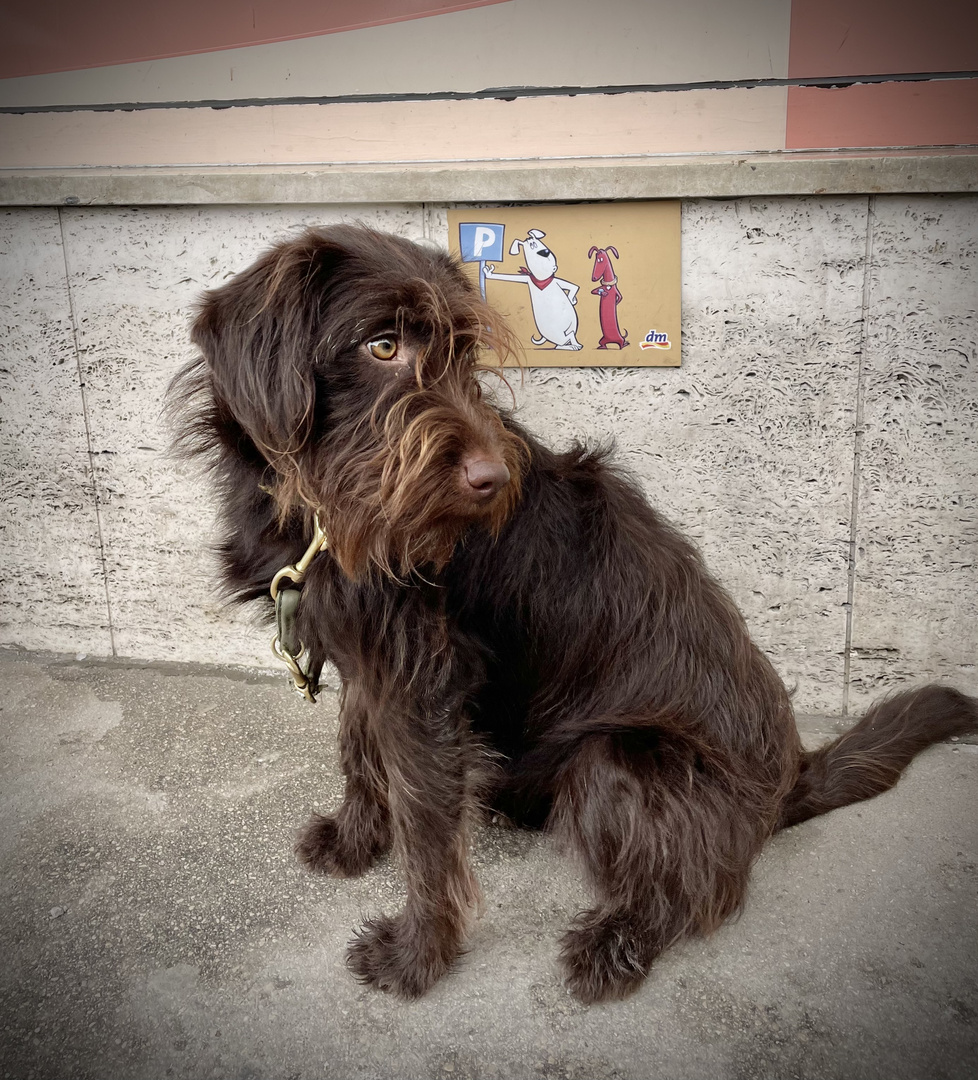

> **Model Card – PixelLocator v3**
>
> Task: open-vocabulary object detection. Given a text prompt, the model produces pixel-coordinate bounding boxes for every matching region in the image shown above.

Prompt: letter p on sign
[458,222,505,263]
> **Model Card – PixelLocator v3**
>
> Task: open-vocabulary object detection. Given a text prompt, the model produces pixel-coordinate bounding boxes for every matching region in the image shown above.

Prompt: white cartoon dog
[483,229,583,350]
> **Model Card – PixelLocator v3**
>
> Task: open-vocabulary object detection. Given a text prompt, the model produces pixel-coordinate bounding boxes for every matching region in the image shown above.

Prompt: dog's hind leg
[552,728,774,1003]
[295,680,392,877]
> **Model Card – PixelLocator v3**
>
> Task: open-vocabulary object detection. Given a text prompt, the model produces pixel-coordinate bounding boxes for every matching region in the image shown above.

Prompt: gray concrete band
[1,151,977,206]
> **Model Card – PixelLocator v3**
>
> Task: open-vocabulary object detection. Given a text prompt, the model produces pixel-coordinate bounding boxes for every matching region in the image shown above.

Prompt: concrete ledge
[2,150,977,205]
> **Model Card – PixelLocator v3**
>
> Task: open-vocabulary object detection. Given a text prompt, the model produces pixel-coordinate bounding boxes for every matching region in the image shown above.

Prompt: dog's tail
[778,684,977,830]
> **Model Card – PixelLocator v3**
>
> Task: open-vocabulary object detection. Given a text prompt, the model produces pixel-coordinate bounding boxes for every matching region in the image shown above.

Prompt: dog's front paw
[346,914,458,999]
[559,911,651,1004]
[295,812,386,877]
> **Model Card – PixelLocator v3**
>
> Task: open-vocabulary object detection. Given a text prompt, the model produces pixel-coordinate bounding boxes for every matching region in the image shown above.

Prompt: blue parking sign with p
[458,222,505,263]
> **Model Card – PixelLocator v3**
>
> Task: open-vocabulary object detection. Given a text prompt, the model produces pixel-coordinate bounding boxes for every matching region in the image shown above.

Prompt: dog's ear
[588,246,599,258]
[527,229,546,240]
[509,239,524,256]
[607,246,619,259]
[191,234,341,465]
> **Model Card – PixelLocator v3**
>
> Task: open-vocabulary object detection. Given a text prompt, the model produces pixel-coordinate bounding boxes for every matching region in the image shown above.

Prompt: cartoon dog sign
[449,203,682,367]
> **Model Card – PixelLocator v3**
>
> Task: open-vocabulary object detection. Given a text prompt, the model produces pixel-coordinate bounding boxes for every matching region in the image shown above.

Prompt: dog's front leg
[296,679,392,877]
[346,693,480,999]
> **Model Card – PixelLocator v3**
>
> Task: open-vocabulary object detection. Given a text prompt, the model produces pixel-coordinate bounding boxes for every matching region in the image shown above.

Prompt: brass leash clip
[270,514,329,703]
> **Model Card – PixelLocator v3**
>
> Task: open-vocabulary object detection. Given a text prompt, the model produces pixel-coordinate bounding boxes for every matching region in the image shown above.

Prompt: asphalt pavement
[1,650,975,1080]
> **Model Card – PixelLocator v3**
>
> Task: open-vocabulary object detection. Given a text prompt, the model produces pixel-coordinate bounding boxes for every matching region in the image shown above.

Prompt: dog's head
[509,229,558,279]
[588,246,618,283]
[175,225,527,580]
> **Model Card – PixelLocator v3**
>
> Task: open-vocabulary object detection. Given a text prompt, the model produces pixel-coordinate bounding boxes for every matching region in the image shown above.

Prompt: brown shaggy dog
[170,224,978,1003]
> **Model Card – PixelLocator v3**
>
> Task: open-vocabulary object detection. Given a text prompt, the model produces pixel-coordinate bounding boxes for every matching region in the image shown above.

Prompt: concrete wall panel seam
[56,207,118,657]
[842,194,877,715]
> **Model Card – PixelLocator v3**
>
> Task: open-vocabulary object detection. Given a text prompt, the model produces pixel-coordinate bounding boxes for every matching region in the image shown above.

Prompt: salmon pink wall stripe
[0,0,511,79]
[787,0,978,151]
[786,80,978,150]
[788,0,978,78]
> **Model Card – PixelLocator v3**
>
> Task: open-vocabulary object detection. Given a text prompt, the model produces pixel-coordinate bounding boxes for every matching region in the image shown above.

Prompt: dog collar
[270,513,329,703]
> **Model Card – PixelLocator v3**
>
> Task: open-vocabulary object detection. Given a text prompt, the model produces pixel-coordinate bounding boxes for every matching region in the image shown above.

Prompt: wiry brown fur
[169,224,978,1004]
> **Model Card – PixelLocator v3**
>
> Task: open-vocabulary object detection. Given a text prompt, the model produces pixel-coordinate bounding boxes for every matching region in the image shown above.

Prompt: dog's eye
[367,337,398,361]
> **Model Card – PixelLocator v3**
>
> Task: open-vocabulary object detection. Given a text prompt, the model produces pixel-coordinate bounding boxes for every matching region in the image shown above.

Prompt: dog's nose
[462,455,510,500]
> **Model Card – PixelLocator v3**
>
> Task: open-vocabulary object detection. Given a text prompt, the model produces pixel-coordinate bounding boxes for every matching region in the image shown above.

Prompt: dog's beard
[308,392,527,582]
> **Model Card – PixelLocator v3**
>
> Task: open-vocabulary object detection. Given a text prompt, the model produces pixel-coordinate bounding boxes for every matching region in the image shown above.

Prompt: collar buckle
[269,513,329,703]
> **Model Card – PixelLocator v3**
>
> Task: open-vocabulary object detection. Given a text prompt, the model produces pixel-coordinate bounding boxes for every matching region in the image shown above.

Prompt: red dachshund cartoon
[588,245,629,350]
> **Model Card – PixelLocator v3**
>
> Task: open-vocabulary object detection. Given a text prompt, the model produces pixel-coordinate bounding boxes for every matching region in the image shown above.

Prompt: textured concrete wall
[1,196,975,714]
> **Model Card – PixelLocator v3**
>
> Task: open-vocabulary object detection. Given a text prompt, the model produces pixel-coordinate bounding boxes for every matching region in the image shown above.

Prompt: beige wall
[0,0,790,107]
[0,88,789,169]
